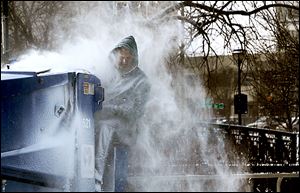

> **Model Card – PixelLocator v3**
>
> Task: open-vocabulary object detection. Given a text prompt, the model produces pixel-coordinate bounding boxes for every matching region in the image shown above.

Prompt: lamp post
[233,49,247,125]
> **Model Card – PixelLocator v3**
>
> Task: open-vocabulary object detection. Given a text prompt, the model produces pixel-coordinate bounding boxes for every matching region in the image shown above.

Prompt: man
[94,36,151,191]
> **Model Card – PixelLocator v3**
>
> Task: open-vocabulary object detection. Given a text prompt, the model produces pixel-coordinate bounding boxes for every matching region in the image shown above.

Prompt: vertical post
[276,177,283,192]
[2,0,9,64]
[237,57,242,125]
[233,49,246,125]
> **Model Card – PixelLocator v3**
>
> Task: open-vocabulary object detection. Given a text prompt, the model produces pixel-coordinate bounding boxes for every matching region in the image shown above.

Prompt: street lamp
[232,49,247,125]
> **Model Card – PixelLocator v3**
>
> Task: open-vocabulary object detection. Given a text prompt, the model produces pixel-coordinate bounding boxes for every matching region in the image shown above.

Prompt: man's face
[114,48,135,73]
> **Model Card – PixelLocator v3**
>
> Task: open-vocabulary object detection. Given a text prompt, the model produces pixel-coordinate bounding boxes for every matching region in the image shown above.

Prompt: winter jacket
[94,36,151,145]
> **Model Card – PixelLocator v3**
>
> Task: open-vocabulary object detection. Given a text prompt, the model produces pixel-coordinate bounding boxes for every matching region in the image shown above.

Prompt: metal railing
[205,123,299,173]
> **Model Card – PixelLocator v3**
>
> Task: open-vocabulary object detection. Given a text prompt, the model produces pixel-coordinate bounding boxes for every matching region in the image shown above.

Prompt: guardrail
[204,123,299,173]
[126,122,298,176]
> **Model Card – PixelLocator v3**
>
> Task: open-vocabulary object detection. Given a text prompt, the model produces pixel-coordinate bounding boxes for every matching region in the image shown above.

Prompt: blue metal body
[1,71,104,191]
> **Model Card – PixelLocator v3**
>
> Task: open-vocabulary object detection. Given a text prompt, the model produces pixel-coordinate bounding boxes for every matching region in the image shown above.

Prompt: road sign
[213,103,224,109]
[215,103,224,109]
[202,98,224,109]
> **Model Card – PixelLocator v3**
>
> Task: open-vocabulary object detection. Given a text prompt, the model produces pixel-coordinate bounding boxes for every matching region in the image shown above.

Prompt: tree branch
[153,1,299,20]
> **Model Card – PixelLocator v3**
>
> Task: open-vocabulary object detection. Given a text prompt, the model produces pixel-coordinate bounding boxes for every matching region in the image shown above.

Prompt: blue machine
[1,70,104,191]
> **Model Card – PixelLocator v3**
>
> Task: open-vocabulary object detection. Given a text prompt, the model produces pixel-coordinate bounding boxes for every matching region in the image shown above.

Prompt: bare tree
[150,1,298,128]
[5,1,298,64]
[6,1,69,57]
[151,1,298,77]
[246,5,299,131]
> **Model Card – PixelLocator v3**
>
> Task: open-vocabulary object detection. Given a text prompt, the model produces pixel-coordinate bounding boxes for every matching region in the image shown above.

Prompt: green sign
[202,98,224,109]
[213,103,224,109]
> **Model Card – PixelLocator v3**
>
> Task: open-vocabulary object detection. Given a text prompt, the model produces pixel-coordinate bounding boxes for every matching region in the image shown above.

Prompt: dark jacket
[95,36,151,145]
